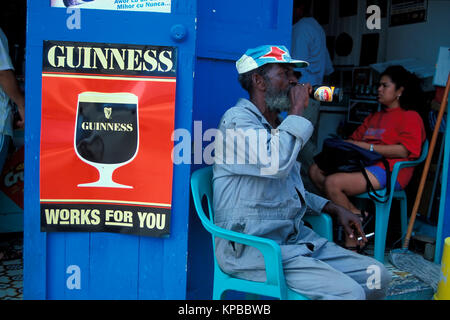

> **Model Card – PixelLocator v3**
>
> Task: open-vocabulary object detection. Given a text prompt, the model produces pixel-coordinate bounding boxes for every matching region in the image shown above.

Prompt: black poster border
[40,39,177,238]
[40,203,171,237]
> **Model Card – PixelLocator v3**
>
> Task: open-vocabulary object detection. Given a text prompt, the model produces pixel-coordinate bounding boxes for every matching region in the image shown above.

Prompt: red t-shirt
[350,107,425,189]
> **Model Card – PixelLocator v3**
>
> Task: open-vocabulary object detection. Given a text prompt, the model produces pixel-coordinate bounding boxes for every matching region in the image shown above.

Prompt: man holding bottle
[212,45,391,299]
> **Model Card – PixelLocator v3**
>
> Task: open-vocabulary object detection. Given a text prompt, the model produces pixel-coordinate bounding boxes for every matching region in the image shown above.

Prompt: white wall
[386,0,450,66]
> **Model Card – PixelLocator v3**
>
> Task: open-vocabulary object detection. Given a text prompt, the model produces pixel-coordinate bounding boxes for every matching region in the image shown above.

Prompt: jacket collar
[237,98,272,128]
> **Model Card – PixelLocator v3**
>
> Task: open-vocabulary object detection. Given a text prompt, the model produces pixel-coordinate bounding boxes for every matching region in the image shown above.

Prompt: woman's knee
[308,163,318,179]
[323,174,342,195]
[324,172,369,197]
[309,163,323,187]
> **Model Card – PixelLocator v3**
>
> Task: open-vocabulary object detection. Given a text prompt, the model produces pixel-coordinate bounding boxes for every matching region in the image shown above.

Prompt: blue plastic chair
[190,166,333,300]
[355,140,429,262]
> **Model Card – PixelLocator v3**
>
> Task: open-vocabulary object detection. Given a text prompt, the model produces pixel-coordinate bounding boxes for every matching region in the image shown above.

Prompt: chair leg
[399,197,408,239]
[373,203,390,263]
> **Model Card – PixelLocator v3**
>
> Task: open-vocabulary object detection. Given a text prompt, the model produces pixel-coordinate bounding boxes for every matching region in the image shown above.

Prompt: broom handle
[403,73,450,249]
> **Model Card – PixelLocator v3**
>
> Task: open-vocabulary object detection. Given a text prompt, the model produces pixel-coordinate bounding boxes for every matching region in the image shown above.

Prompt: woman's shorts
[366,165,402,191]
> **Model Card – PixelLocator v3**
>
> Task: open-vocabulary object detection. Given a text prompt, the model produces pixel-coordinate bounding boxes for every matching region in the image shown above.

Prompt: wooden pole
[403,73,450,249]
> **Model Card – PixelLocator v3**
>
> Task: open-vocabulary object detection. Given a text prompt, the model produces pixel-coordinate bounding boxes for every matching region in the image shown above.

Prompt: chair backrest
[190,166,215,227]
[383,139,429,205]
[362,140,429,203]
[190,165,296,300]
[418,139,429,163]
[390,139,428,183]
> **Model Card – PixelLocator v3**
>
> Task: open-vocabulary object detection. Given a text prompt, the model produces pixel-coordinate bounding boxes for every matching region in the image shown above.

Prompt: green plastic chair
[355,140,429,263]
[190,166,333,300]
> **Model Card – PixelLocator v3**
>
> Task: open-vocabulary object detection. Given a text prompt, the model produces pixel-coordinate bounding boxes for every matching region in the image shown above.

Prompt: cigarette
[357,232,374,241]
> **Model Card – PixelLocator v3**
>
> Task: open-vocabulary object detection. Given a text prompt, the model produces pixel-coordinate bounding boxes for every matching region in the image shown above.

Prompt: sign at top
[50,0,172,14]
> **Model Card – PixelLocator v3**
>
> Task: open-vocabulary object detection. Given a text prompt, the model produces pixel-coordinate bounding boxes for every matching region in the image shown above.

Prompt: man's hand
[288,83,311,117]
[15,104,24,128]
[322,201,367,247]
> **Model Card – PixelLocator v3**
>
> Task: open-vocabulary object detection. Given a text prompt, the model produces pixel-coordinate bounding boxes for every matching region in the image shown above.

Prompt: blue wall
[186,0,294,299]
[24,0,197,299]
[24,0,294,300]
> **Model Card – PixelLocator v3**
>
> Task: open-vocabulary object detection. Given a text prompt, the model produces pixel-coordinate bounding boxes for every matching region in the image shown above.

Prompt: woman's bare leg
[309,163,327,193]
[322,170,381,249]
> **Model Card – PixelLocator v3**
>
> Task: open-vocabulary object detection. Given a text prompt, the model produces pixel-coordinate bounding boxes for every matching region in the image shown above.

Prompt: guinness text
[43,40,177,77]
[81,121,134,132]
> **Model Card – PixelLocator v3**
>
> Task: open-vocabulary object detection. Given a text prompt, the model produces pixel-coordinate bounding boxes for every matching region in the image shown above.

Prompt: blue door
[24,0,197,299]
[187,0,294,299]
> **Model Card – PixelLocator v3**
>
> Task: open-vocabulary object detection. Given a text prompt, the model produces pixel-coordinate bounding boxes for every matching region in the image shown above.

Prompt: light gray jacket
[213,98,330,276]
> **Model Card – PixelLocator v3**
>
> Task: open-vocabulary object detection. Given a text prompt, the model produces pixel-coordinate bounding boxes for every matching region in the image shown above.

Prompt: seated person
[212,45,391,300]
[309,65,426,251]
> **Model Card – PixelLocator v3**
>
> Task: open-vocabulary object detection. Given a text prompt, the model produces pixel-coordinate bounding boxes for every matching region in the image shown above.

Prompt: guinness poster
[40,40,177,237]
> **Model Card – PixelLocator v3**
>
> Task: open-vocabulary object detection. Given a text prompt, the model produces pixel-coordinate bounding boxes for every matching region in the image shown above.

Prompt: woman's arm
[345,140,409,158]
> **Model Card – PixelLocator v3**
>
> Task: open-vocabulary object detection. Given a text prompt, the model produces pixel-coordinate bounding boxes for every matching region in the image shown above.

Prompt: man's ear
[252,73,266,91]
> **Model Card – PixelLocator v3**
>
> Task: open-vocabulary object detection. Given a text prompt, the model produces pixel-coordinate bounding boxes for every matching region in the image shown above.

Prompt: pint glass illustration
[74,92,139,188]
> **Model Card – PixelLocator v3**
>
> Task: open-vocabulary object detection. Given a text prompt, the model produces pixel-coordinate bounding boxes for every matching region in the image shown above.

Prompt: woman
[309,65,426,251]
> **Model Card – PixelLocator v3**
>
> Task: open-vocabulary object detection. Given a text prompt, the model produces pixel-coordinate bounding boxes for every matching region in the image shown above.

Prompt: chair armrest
[391,139,428,182]
[358,137,427,205]
[390,158,423,189]
[392,158,422,172]
[199,217,285,289]
[389,161,406,188]
[303,213,333,242]
[370,158,423,205]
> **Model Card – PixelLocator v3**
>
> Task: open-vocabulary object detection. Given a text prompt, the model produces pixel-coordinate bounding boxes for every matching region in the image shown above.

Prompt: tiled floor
[385,261,435,299]
[0,233,23,300]
[0,258,23,299]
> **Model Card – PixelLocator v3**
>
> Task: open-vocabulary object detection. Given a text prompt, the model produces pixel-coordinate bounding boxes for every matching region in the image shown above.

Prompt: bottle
[311,85,343,103]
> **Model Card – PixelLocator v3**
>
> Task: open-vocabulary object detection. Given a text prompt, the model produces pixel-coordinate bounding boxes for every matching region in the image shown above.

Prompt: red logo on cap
[261,46,287,61]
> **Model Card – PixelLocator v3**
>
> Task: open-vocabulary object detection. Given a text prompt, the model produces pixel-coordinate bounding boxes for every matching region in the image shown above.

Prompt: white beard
[265,85,291,112]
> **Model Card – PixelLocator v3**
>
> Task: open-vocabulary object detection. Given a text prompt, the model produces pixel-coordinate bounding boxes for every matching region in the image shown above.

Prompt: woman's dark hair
[380,65,425,111]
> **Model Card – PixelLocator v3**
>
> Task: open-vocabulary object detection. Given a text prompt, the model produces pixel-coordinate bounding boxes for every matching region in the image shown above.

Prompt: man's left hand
[323,202,367,247]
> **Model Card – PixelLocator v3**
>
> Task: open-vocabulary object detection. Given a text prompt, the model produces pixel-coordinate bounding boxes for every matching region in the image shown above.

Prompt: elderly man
[212,45,391,300]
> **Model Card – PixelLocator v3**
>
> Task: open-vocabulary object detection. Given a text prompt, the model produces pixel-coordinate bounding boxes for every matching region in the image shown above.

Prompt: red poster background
[40,74,176,207]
